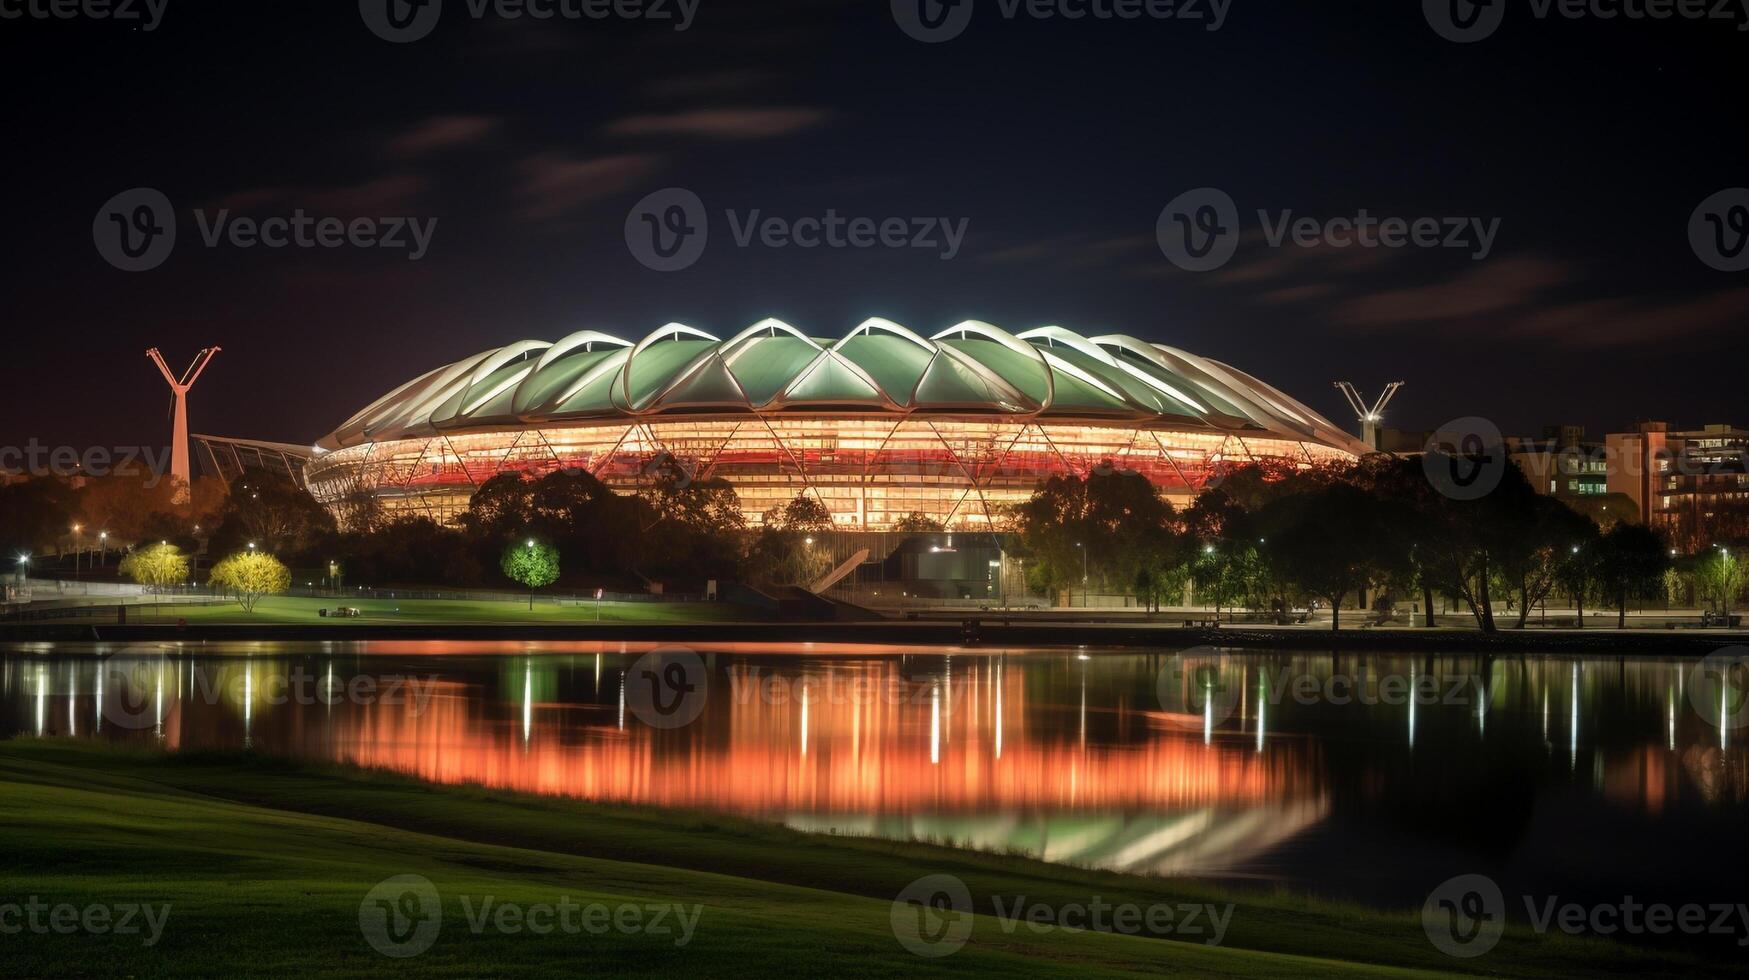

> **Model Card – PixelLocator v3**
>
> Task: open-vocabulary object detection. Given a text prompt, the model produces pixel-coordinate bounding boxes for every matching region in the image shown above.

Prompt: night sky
[2,0,1744,461]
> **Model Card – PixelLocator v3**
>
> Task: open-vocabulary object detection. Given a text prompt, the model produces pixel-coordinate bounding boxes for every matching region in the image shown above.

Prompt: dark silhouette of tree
[1265,482,1399,631]
[1595,522,1671,628]
[211,472,336,558]
[1553,518,1605,627]
[892,511,945,533]
[1012,466,1176,605]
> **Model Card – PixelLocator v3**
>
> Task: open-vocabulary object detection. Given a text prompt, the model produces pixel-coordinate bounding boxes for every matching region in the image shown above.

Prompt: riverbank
[4,616,1747,655]
[0,740,1720,978]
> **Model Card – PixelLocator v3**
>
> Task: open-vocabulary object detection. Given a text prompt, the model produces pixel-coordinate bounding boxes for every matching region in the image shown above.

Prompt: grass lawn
[0,741,1724,978]
[99,594,757,626]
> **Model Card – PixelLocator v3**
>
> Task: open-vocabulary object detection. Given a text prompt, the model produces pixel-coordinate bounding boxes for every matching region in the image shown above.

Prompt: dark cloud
[1330,255,1572,330]
[605,107,831,140]
[511,153,666,221]
[385,116,501,159]
[204,175,433,215]
[1511,288,1749,348]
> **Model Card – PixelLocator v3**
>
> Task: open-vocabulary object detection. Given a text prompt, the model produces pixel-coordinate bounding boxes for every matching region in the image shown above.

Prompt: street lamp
[1075,541,1087,608]
[72,524,82,578]
[98,531,108,567]
[247,541,257,552]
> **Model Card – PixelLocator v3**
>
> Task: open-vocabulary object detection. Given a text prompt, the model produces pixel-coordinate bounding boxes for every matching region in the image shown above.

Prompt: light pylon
[1334,380,1403,451]
[147,346,221,503]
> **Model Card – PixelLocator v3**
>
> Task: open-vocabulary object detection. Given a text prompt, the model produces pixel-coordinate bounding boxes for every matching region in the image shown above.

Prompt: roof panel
[316,321,1366,457]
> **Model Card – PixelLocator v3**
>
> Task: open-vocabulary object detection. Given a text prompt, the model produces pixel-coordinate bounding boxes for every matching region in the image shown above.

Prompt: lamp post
[72,524,82,579]
[98,531,108,567]
[1075,542,1086,608]
[521,539,535,609]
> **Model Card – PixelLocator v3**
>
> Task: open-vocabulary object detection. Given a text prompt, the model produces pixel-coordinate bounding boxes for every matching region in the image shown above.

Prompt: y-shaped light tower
[1334,381,1403,451]
[147,346,221,502]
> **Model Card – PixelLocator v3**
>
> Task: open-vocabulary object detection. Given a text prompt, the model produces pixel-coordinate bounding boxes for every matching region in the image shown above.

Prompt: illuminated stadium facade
[304,319,1368,529]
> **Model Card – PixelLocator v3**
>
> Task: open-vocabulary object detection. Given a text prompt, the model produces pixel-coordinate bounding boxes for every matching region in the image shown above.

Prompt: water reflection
[3,644,1747,901]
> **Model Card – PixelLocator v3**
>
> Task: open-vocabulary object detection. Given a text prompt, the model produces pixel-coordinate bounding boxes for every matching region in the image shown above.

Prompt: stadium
[302,319,1368,530]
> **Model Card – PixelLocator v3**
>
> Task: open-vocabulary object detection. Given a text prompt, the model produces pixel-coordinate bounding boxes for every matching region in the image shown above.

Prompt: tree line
[1010,454,1738,631]
[8,453,1744,627]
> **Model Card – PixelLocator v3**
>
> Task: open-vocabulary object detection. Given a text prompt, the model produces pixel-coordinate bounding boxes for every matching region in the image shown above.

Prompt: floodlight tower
[1334,381,1403,451]
[147,346,221,502]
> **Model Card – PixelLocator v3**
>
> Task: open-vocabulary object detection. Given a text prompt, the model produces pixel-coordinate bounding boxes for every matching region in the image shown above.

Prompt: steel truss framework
[305,417,1350,529]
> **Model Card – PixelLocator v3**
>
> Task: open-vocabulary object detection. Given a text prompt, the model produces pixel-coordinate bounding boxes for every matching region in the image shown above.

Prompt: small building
[1608,422,1749,549]
[1509,425,1609,500]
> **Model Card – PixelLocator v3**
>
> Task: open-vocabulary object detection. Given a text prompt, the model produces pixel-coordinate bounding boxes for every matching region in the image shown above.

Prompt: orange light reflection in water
[301,659,1328,815]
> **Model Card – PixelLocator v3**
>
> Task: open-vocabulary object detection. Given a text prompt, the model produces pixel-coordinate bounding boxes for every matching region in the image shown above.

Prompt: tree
[77,468,181,543]
[1553,520,1604,627]
[765,493,833,532]
[1182,487,1261,620]
[1013,467,1176,606]
[1694,545,1746,618]
[892,511,945,533]
[1266,482,1398,632]
[0,478,77,557]
[212,473,335,557]
[501,539,560,609]
[338,516,484,587]
[459,472,535,541]
[744,525,832,587]
[637,460,745,582]
[1352,455,1445,627]
[1595,522,1670,629]
[118,542,189,590]
[209,551,291,613]
[1412,457,1552,633]
[1497,495,1595,628]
